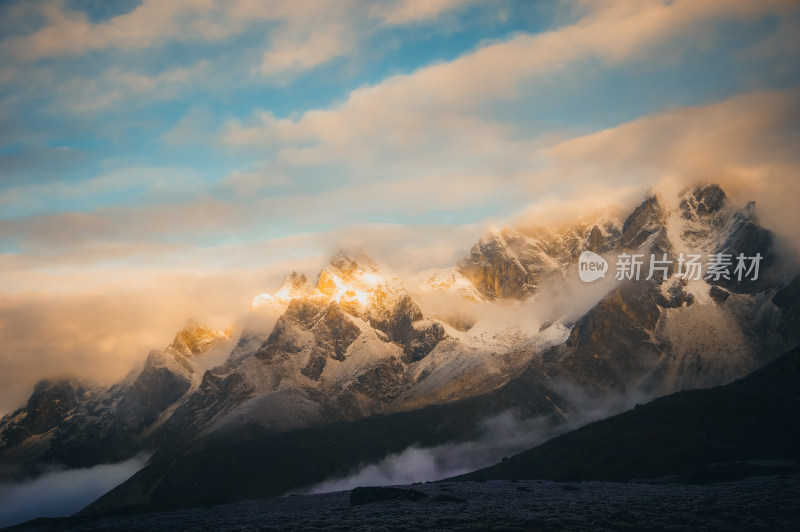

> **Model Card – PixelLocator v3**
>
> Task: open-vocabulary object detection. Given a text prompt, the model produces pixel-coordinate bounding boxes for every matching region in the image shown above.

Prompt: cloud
[372,0,478,25]
[0,455,148,528]
[0,0,483,85]
[5,85,798,288]
[260,20,353,78]
[0,265,290,414]
[737,9,800,63]
[0,0,513,144]
[224,85,800,262]
[0,214,500,415]
[542,88,800,253]
[307,386,647,494]
[0,196,251,253]
[306,411,559,494]
[224,0,798,179]
[2,1,239,61]
[0,164,511,259]
[413,255,622,343]
[0,216,495,415]
[0,166,207,219]
[306,411,564,494]
[56,61,213,112]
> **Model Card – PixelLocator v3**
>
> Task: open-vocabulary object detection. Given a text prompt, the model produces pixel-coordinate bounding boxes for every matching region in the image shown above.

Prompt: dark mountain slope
[78,359,583,516]
[460,344,800,483]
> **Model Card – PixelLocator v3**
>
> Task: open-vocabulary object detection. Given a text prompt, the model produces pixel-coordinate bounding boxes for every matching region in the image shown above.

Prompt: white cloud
[56,61,213,112]
[0,166,207,217]
[3,0,243,61]
[0,456,148,528]
[225,0,798,171]
[0,0,483,83]
[260,20,353,77]
[6,86,799,271]
[372,0,478,25]
[541,88,800,253]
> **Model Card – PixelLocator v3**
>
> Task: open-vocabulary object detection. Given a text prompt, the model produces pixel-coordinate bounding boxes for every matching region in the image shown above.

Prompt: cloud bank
[0,455,148,528]
[307,383,648,494]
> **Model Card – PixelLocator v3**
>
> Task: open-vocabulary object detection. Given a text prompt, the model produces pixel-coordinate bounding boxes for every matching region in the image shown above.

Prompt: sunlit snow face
[353,290,370,307]
[252,267,387,310]
[361,273,382,287]
[251,293,277,308]
[320,269,386,307]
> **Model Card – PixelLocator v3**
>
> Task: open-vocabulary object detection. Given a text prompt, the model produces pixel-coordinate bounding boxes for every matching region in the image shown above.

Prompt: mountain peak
[324,251,385,284]
[251,253,393,312]
[276,271,311,300]
[328,250,365,274]
[251,271,312,308]
[616,193,674,256]
[3,183,798,503]
[679,183,727,220]
[169,320,228,357]
[312,251,399,309]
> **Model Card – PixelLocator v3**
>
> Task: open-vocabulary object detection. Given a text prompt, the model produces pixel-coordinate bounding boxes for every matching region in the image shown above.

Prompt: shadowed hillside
[460,345,800,482]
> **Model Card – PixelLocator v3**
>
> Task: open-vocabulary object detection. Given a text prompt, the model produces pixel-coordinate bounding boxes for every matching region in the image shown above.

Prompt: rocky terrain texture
[75,337,800,517]
[456,219,621,300]
[10,343,800,529]
[9,475,800,531]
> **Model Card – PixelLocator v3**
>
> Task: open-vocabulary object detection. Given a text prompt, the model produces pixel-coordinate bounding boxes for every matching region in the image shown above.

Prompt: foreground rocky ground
[9,474,800,531]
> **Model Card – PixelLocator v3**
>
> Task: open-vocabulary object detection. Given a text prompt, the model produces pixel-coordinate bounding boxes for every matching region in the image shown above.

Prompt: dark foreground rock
[8,475,800,531]
[349,486,427,506]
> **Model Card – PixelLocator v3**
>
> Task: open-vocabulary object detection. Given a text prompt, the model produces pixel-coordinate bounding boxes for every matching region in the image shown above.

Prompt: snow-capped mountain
[449,184,796,395]
[454,218,622,300]
[1,184,798,490]
[0,321,229,480]
[415,268,484,301]
[152,252,564,440]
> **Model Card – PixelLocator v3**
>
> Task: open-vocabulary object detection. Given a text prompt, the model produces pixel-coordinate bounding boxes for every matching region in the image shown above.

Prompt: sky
[0,0,799,414]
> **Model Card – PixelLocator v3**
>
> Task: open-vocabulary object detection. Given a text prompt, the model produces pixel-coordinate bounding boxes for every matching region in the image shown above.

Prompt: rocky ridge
[1,184,798,493]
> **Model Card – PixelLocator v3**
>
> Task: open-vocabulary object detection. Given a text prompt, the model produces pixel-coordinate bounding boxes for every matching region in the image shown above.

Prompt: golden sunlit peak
[251,271,311,309]
[315,269,377,306]
[274,287,295,302]
[362,272,383,287]
[354,290,370,306]
[251,292,278,308]
[251,254,395,311]
[313,253,395,308]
